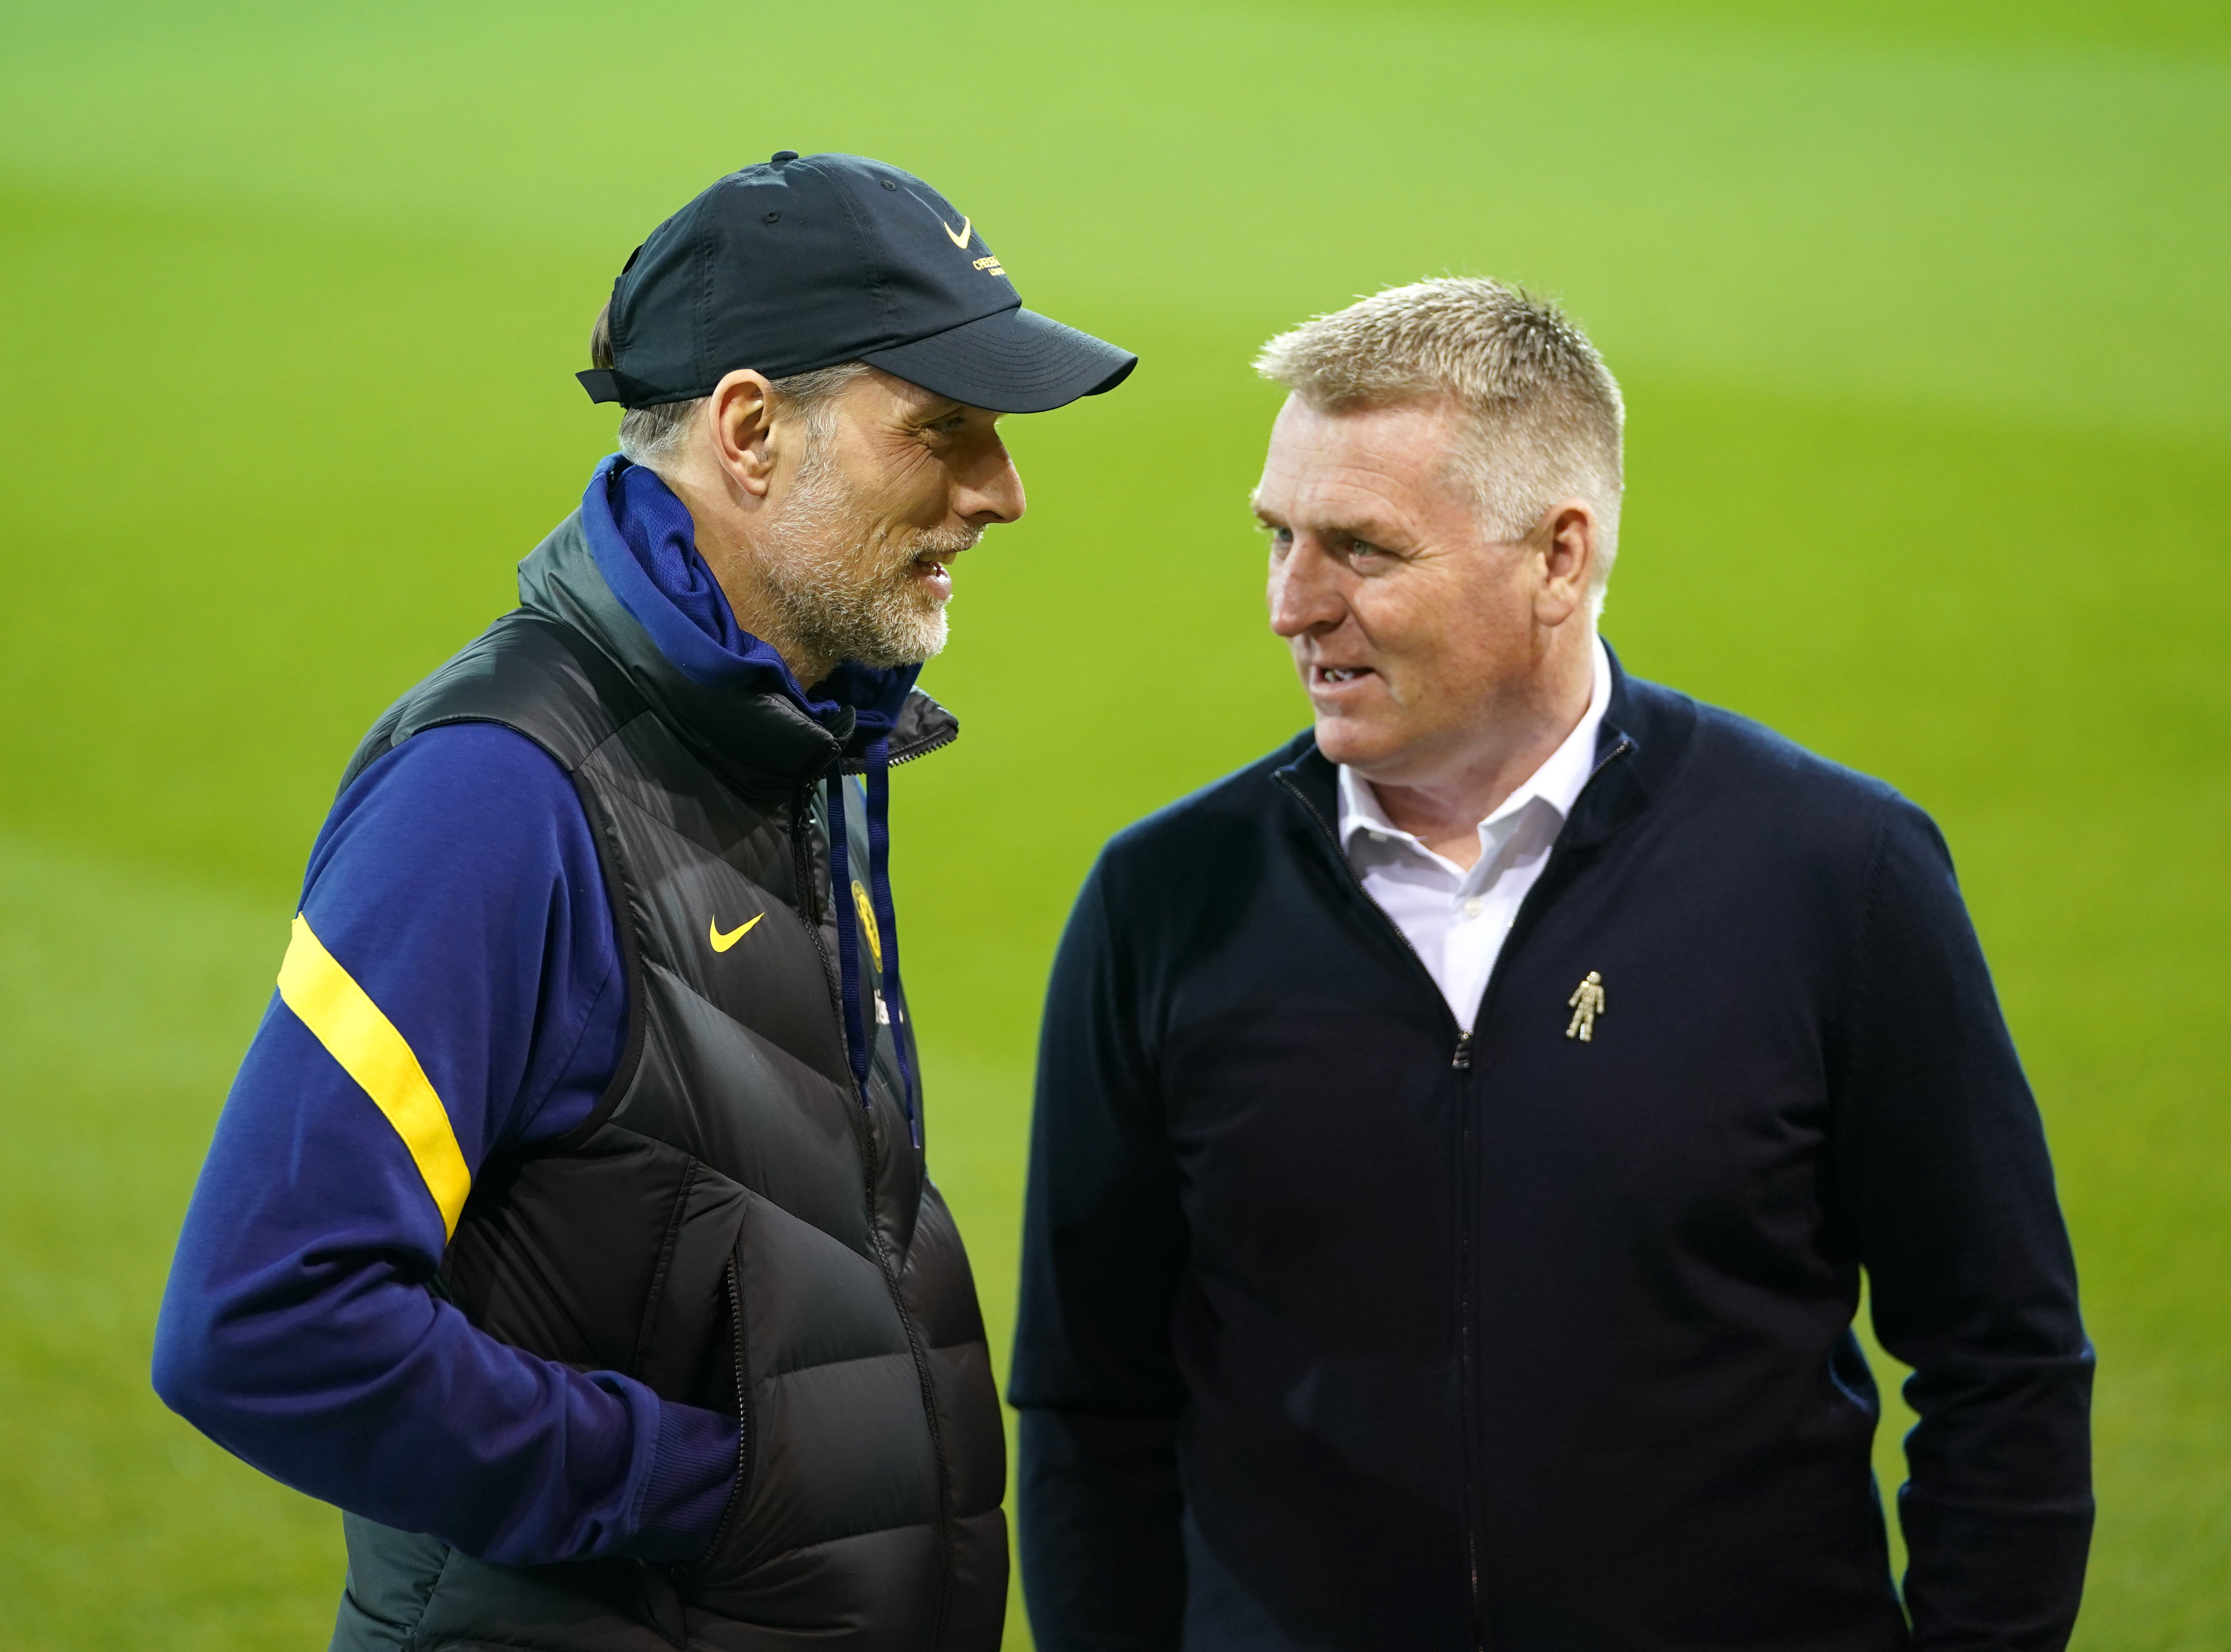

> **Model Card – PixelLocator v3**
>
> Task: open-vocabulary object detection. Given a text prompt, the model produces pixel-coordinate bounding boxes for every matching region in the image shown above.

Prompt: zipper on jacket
[844,1060,960,1646]
[1276,734,1634,1652]
[789,785,849,1036]
[1276,768,1484,1644]
[880,726,957,770]
[789,785,826,928]
[727,1262,748,1459]
[695,1259,751,1577]
[814,789,956,1645]
[1457,1067,1483,1652]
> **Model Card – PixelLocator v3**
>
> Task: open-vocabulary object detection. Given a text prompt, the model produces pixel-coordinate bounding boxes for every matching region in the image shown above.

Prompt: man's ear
[706,369,782,499]
[1533,500,1596,628]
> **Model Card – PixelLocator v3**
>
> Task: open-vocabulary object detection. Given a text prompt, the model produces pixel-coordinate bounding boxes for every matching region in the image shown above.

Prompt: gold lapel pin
[1566,971,1606,1042]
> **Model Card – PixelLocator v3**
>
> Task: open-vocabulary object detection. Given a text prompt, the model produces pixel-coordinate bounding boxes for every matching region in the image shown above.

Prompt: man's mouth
[902,537,972,602]
[1312,664,1375,688]
[904,531,976,592]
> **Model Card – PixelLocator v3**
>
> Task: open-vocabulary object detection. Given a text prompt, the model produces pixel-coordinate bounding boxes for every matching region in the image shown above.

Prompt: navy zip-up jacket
[1012,660,2092,1651]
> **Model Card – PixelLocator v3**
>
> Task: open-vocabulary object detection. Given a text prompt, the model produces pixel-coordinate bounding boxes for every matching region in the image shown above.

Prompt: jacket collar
[516,458,959,789]
[1273,642,1695,855]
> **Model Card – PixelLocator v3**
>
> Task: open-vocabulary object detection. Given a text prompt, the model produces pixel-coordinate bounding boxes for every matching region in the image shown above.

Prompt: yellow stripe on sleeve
[276,912,472,1239]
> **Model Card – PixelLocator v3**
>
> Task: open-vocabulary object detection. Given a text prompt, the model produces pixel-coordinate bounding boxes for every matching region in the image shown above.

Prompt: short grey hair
[587,300,868,468]
[1255,277,1625,601]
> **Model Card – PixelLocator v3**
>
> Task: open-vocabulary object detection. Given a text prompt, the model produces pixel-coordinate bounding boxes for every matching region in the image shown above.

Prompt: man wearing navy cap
[154,153,1133,1652]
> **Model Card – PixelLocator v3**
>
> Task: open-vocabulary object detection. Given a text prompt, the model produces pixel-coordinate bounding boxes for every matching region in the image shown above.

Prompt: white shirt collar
[1337,638,1613,863]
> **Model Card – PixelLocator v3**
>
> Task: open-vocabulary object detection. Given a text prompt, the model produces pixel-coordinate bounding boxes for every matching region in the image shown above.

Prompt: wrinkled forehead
[1252,394,1469,526]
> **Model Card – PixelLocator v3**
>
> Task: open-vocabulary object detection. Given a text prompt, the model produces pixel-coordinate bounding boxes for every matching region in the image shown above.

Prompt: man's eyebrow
[904,393,969,423]
[1262,509,1409,546]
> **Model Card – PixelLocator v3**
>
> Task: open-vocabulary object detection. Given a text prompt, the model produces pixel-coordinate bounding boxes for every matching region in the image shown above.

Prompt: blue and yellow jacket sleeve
[152,721,738,1566]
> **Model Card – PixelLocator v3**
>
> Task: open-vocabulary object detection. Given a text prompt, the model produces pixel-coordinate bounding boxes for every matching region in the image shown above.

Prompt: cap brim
[859,307,1136,414]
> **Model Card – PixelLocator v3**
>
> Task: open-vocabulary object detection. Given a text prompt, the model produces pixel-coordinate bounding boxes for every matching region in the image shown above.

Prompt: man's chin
[853,608,947,670]
[907,604,949,662]
[1311,709,1405,772]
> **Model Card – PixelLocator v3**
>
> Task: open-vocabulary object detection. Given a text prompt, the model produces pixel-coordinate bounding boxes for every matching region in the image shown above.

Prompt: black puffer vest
[329,515,1006,1652]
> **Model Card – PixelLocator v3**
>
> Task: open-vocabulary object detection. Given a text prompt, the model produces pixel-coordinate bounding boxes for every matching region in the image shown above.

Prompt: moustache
[880,525,981,578]
[904,525,981,560]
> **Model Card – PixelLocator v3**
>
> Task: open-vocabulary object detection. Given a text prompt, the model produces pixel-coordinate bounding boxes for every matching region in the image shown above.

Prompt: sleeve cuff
[630,1400,741,1563]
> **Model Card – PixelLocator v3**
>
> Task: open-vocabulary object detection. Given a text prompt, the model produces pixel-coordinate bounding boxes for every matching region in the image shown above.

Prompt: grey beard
[758,450,973,675]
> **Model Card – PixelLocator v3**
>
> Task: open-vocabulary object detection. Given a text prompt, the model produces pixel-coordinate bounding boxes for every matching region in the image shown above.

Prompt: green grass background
[2,0,2225,1644]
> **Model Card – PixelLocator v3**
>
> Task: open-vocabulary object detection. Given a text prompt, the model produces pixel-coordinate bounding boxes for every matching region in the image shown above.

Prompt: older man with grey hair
[154,152,1133,1652]
[1012,278,2091,1650]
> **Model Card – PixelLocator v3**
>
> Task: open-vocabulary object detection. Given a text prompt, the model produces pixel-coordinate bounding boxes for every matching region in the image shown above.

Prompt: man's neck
[658,463,833,687]
[1361,639,1599,871]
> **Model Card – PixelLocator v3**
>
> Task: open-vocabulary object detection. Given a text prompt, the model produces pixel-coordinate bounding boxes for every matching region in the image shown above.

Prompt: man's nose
[958,446,1026,526]
[1268,542,1346,637]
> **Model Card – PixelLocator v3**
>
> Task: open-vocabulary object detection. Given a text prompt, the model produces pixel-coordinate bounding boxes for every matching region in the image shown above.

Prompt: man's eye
[1266,527,1294,554]
[1347,538,1386,560]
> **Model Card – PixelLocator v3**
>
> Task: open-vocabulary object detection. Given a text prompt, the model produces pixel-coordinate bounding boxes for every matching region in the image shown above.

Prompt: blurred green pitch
[2,1,2226,1645]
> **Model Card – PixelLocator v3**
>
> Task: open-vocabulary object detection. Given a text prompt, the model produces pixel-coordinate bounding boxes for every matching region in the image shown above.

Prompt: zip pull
[1452,1030,1474,1071]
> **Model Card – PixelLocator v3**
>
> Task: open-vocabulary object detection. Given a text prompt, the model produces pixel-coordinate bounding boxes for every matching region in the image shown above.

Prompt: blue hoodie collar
[578,454,918,742]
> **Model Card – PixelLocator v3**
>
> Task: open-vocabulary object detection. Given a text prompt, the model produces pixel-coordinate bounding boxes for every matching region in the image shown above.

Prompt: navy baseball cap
[579,151,1136,416]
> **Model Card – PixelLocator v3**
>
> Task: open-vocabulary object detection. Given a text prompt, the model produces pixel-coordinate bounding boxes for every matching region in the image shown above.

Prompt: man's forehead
[1255,396,1462,523]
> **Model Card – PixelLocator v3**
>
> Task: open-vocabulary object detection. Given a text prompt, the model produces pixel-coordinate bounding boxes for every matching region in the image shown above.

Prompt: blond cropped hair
[1255,278,1625,603]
